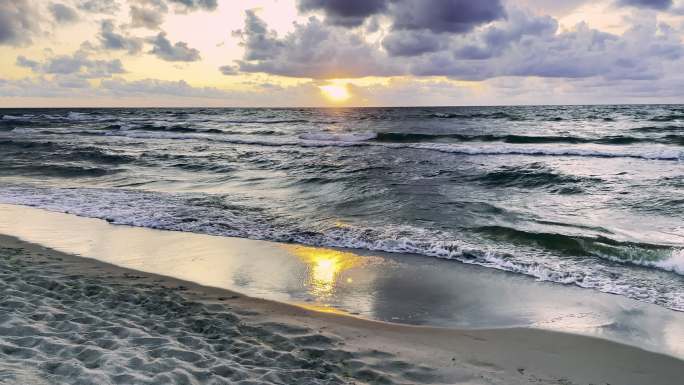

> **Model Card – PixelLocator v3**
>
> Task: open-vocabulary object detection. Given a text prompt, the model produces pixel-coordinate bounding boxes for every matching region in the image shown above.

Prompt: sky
[1,0,683,107]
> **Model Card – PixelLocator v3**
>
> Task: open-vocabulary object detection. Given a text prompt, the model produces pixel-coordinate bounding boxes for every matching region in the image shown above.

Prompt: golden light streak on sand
[283,244,363,298]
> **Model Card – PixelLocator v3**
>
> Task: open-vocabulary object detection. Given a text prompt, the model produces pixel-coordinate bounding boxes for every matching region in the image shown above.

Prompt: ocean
[0,105,682,311]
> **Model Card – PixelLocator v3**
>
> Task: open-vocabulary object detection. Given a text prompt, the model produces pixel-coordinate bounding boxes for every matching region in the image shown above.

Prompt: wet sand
[0,204,682,358]
[0,204,682,384]
[1,234,683,385]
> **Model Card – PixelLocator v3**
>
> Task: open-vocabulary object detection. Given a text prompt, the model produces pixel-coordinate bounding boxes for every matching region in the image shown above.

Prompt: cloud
[297,0,388,27]
[381,30,443,56]
[231,6,684,85]
[234,11,400,78]
[167,0,218,12]
[513,0,588,16]
[49,3,80,24]
[235,10,283,61]
[298,0,506,32]
[0,76,230,100]
[0,77,88,97]
[16,56,40,71]
[219,65,239,75]
[451,9,558,60]
[617,0,673,9]
[77,0,120,13]
[16,50,126,78]
[411,14,684,81]
[128,0,216,30]
[100,78,229,98]
[130,1,168,29]
[149,32,201,61]
[390,0,506,33]
[0,0,39,46]
[98,20,144,54]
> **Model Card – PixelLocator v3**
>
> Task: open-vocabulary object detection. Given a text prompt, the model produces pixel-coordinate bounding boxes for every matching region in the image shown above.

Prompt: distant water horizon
[2,103,683,109]
[1,105,682,311]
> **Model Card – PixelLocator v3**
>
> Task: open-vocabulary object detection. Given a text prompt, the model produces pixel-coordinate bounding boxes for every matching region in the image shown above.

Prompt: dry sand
[0,234,681,385]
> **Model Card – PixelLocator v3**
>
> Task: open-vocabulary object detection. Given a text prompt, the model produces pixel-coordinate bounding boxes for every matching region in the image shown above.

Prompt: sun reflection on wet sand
[282,245,364,299]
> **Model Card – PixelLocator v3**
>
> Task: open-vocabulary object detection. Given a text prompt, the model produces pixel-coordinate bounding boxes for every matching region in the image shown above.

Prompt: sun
[319,84,351,102]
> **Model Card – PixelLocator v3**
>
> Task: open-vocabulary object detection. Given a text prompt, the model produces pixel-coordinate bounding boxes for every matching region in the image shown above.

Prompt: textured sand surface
[0,235,681,385]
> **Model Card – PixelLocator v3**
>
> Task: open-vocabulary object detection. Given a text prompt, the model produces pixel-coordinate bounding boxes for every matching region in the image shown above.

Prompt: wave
[66,112,92,121]
[298,132,377,142]
[473,225,679,263]
[0,165,121,178]
[0,186,681,311]
[428,111,523,120]
[114,124,287,137]
[0,139,134,165]
[473,163,600,193]
[225,119,311,124]
[403,143,683,160]
[649,115,684,122]
[128,124,202,133]
[102,129,684,160]
[9,125,683,161]
[2,114,36,121]
[374,132,683,145]
[0,139,59,150]
[631,125,683,133]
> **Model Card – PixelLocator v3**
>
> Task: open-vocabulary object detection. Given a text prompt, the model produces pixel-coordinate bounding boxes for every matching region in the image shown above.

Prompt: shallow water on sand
[0,105,682,311]
[1,204,682,359]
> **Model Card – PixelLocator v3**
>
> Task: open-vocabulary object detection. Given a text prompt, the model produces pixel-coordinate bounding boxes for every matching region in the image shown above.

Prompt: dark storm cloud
[381,9,556,59]
[298,0,388,27]
[391,0,506,33]
[149,32,201,61]
[617,0,673,9]
[0,0,39,46]
[99,20,144,54]
[49,3,80,24]
[298,0,506,31]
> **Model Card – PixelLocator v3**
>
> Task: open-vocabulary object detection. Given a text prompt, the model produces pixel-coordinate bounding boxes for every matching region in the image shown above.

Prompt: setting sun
[319,84,351,102]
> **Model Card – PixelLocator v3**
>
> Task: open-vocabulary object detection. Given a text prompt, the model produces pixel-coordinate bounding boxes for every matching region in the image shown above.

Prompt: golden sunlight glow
[319,84,351,102]
[283,245,363,298]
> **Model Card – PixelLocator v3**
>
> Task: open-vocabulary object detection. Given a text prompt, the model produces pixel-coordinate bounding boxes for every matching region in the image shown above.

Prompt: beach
[0,205,682,385]
[2,0,684,382]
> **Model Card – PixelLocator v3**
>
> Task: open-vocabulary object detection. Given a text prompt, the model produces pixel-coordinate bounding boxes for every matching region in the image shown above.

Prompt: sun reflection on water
[282,245,363,298]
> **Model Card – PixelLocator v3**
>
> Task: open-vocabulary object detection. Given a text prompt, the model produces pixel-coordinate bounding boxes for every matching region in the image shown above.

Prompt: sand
[0,234,682,385]
[1,203,682,361]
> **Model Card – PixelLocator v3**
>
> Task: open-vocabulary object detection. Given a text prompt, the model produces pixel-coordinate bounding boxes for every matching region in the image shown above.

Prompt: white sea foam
[66,112,91,121]
[2,114,34,120]
[653,249,684,275]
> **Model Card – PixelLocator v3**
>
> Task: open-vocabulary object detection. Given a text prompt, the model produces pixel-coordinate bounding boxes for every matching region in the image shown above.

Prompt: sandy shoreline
[0,233,682,385]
